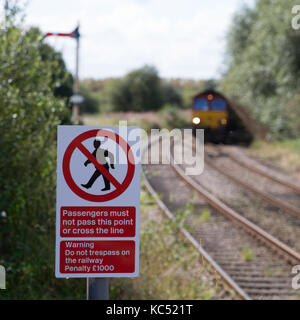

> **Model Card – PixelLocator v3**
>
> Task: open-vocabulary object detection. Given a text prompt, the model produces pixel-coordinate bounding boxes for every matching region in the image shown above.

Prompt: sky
[24,0,255,80]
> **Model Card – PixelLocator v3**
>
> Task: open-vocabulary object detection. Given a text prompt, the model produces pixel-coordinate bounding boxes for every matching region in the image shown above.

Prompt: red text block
[60,240,135,274]
[60,206,136,237]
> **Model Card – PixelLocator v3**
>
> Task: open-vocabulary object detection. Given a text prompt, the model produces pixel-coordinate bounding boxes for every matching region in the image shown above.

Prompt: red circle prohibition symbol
[63,129,135,202]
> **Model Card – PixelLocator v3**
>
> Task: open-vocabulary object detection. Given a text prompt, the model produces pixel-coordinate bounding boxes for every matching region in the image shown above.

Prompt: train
[192,89,252,144]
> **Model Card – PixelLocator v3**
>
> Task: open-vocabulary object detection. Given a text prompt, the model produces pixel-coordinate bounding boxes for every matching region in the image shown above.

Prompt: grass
[82,108,191,133]
[158,105,191,130]
[241,246,254,262]
[198,208,211,223]
[83,112,160,133]
[169,193,175,203]
[249,139,300,177]
[263,266,283,277]
[275,139,300,154]
[173,202,194,230]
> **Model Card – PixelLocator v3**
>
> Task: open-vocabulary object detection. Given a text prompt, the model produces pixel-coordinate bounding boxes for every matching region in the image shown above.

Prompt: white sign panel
[70,94,84,104]
[55,126,141,278]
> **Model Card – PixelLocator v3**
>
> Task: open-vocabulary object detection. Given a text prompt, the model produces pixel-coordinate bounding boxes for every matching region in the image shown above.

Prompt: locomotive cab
[192,89,253,144]
[192,90,228,130]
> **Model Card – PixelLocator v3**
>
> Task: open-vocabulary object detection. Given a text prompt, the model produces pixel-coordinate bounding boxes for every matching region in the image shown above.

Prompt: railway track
[219,145,300,194]
[143,136,300,300]
[192,141,300,254]
[204,145,300,219]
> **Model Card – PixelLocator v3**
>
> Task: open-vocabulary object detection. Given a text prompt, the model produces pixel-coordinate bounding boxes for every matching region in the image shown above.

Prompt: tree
[225,5,256,65]
[160,81,182,106]
[202,79,218,91]
[111,65,163,111]
[220,0,300,139]
[0,3,80,298]
[79,83,99,114]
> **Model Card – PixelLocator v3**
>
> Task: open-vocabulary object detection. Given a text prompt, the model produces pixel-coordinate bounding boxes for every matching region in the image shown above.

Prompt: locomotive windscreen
[194,98,209,110]
[211,99,227,111]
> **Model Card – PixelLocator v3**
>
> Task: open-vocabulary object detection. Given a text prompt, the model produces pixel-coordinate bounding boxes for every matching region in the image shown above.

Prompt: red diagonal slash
[62,129,135,202]
[77,143,122,190]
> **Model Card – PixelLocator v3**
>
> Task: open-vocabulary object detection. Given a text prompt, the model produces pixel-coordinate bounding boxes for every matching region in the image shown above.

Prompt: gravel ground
[206,145,300,209]
[224,145,300,187]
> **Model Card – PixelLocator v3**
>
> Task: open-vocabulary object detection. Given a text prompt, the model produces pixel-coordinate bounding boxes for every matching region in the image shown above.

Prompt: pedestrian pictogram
[62,129,135,202]
[56,126,141,278]
[81,139,115,191]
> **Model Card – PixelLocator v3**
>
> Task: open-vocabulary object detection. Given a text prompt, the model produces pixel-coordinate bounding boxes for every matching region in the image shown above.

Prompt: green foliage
[165,79,206,109]
[159,104,190,129]
[111,65,163,112]
[82,74,209,113]
[202,79,218,91]
[173,201,195,231]
[79,83,99,114]
[220,0,300,139]
[241,246,254,262]
[38,29,74,102]
[226,5,256,65]
[249,138,300,175]
[0,6,83,299]
[199,208,211,223]
[81,78,119,113]
[160,81,182,106]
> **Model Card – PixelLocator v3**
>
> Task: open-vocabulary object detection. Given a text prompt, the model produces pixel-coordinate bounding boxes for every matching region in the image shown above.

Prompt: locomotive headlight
[220,118,227,125]
[192,117,201,125]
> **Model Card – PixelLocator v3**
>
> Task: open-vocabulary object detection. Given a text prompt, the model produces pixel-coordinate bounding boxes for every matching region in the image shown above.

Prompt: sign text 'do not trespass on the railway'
[55,126,141,278]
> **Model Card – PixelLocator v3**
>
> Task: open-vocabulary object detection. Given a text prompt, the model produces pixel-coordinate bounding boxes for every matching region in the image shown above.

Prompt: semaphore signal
[44,25,81,122]
[44,26,80,39]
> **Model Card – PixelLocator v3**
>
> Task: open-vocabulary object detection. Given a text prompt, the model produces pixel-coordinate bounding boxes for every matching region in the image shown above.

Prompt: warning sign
[60,241,135,274]
[55,126,141,278]
[60,206,136,237]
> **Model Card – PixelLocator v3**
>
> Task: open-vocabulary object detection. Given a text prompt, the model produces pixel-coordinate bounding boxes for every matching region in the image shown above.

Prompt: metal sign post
[87,278,109,300]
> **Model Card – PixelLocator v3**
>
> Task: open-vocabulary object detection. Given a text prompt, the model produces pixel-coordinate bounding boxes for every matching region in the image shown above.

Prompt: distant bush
[166,79,206,109]
[81,78,118,113]
[82,72,210,113]
[159,104,190,130]
[160,81,182,107]
[110,65,187,112]
[111,65,163,112]
[79,83,99,114]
